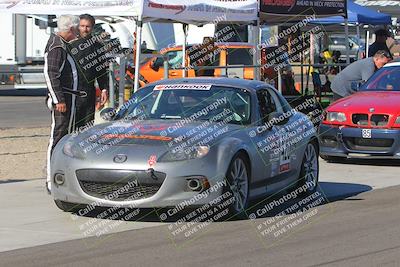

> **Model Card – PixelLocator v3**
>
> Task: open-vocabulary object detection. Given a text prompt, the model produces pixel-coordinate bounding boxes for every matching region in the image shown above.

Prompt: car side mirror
[151,57,164,70]
[100,107,116,121]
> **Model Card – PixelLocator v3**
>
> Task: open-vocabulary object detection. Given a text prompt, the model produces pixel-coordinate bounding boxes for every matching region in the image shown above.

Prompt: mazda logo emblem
[369,107,375,113]
[113,154,127,163]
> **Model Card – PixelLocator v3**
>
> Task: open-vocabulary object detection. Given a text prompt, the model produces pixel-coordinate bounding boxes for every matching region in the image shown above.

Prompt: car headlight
[159,145,210,162]
[63,141,86,159]
[395,116,400,125]
[326,112,346,122]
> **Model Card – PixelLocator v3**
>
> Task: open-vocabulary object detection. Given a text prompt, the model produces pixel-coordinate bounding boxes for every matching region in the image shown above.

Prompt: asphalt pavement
[0,94,48,128]
[1,158,400,257]
[1,92,400,266]
[0,184,399,267]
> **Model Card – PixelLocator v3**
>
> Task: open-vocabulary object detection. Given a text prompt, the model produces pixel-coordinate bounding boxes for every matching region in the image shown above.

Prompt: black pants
[75,87,96,131]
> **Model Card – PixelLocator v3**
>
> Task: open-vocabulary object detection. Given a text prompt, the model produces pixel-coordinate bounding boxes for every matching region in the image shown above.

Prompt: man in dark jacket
[368,29,392,58]
[69,14,109,131]
[44,15,79,193]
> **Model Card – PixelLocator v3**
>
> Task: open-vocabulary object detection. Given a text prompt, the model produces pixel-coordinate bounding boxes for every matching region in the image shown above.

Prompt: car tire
[54,200,81,213]
[297,141,319,198]
[223,152,250,218]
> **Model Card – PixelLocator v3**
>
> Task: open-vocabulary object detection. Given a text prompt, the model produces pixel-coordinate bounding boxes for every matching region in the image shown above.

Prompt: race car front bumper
[318,124,400,159]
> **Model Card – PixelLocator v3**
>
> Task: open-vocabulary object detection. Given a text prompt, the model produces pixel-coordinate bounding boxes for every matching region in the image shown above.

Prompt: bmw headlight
[326,112,346,122]
[395,116,400,125]
[63,141,86,159]
[159,145,210,162]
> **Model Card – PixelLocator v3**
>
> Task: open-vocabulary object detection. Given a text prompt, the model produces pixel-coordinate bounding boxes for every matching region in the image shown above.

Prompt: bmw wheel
[224,152,250,217]
[297,141,319,197]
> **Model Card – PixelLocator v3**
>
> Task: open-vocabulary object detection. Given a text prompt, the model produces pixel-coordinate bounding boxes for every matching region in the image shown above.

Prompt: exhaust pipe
[187,179,202,191]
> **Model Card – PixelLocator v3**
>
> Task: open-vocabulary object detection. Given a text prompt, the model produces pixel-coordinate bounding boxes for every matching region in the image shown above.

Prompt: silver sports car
[51,78,319,216]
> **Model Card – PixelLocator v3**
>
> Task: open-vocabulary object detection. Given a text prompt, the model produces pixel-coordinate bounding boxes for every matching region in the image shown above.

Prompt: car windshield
[360,66,400,91]
[116,84,252,125]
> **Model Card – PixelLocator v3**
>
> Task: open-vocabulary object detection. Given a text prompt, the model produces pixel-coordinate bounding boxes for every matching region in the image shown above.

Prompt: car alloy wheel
[298,142,319,196]
[226,153,250,214]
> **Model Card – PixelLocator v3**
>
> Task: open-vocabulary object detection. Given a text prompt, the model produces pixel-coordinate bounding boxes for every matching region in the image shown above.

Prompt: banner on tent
[0,0,141,16]
[0,0,258,23]
[260,0,346,17]
[143,0,258,23]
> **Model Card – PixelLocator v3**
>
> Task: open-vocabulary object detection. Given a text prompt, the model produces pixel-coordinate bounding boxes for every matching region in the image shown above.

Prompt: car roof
[384,60,400,68]
[145,77,271,92]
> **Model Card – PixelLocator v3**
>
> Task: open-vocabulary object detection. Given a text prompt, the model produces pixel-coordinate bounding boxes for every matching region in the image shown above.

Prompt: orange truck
[139,42,257,83]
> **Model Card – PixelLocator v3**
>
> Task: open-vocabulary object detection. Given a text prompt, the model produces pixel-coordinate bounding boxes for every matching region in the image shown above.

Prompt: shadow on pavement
[68,181,372,223]
[0,179,28,184]
[0,88,47,96]
[324,158,400,167]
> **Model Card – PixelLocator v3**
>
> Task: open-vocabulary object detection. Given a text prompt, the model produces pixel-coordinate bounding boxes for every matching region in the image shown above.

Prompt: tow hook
[337,131,343,142]
[146,168,158,180]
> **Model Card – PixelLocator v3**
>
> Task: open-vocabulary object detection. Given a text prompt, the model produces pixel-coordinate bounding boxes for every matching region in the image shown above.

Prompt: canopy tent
[354,0,400,20]
[0,0,258,92]
[311,0,391,24]
[0,0,258,23]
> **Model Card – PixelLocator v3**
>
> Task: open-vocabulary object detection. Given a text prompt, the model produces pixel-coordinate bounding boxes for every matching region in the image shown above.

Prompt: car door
[257,89,296,190]
[268,89,298,180]
[249,89,281,196]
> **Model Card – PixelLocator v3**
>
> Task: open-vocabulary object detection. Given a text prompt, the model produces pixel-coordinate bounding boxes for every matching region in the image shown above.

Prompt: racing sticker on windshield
[148,155,157,168]
[154,84,212,91]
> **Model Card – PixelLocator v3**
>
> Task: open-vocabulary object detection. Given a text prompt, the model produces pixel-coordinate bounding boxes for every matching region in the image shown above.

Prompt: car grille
[76,169,166,201]
[344,137,394,152]
[352,114,368,126]
[79,181,160,201]
[371,115,389,127]
[351,113,389,127]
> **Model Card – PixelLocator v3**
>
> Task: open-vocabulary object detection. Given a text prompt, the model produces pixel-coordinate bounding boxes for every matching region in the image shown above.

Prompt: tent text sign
[261,0,346,17]
[0,0,141,16]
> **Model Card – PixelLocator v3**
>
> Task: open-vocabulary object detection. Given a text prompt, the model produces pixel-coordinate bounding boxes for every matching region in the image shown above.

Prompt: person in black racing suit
[68,14,109,132]
[44,15,80,193]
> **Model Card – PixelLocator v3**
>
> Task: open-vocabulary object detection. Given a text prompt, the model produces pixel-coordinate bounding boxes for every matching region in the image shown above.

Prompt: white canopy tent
[0,0,258,92]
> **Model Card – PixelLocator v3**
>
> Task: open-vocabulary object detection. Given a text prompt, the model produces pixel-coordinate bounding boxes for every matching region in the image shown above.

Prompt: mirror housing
[100,107,116,121]
[151,57,164,70]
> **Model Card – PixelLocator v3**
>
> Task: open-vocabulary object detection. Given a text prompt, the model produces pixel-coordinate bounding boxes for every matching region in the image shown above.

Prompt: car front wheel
[224,152,250,217]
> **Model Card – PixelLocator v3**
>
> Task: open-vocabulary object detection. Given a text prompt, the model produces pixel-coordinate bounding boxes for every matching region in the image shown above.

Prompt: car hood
[329,91,400,115]
[77,119,241,148]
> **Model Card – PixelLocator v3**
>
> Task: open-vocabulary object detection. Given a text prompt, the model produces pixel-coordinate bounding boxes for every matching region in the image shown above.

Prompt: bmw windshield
[361,66,400,91]
[116,84,252,125]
